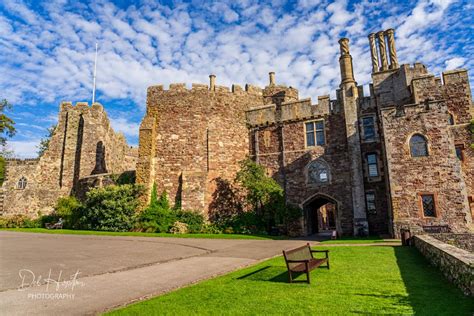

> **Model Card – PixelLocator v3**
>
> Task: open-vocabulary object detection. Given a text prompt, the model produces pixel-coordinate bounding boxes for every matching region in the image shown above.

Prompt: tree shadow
[393,246,473,315]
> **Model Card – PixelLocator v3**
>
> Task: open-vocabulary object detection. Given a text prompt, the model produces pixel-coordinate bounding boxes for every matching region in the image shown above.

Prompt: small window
[410,134,428,157]
[362,116,376,141]
[308,159,330,184]
[455,145,464,161]
[421,194,436,217]
[367,153,379,177]
[305,121,325,147]
[17,177,27,190]
[448,113,455,125]
[365,192,376,214]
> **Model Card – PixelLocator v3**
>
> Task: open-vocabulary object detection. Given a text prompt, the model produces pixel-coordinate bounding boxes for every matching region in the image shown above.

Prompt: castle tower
[338,38,369,235]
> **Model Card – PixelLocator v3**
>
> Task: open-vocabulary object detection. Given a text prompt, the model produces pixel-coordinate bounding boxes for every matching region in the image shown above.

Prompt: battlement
[147,82,266,96]
[60,101,104,113]
[5,158,39,165]
[246,95,336,127]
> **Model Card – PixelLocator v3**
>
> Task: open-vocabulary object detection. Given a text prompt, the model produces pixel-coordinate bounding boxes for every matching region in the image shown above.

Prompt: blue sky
[1,0,473,157]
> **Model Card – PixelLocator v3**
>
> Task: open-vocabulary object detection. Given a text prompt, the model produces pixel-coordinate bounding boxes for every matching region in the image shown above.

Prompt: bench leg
[306,270,310,284]
[327,260,330,270]
[288,271,293,283]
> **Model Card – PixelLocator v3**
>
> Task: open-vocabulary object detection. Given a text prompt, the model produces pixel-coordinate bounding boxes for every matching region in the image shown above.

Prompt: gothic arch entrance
[302,194,339,236]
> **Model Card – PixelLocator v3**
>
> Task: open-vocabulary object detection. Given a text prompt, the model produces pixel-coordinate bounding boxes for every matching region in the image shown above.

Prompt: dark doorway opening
[304,196,338,235]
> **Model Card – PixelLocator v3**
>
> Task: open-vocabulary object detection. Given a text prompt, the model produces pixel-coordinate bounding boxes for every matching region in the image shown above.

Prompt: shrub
[169,221,188,234]
[175,210,205,233]
[0,214,40,228]
[201,223,223,234]
[138,204,175,233]
[53,196,82,228]
[136,187,175,233]
[79,184,143,232]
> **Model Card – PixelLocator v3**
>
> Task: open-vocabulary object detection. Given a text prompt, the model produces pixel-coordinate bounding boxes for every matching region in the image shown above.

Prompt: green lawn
[0,228,284,240]
[320,236,400,244]
[108,246,472,315]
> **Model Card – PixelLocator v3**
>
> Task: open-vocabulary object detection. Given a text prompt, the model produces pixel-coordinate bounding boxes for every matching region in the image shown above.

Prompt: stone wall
[413,234,473,296]
[137,79,298,214]
[431,233,474,252]
[1,102,137,216]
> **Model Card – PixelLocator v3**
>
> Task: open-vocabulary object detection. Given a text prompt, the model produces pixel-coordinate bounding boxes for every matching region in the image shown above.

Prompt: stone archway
[302,193,340,236]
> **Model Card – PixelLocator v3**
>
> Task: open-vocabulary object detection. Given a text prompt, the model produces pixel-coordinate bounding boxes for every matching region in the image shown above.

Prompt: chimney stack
[385,29,399,69]
[376,31,389,71]
[269,72,275,86]
[338,38,355,85]
[368,33,379,74]
[209,74,216,91]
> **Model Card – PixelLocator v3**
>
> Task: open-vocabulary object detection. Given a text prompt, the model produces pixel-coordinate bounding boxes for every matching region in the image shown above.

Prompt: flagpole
[92,42,98,104]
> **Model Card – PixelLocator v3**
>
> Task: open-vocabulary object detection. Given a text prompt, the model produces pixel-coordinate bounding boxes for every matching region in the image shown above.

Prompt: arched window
[448,113,455,125]
[308,159,330,184]
[17,177,27,189]
[410,134,428,157]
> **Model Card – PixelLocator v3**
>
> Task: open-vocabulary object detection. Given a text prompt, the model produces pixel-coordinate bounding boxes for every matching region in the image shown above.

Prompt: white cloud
[8,139,40,158]
[0,0,470,153]
[445,57,465,70]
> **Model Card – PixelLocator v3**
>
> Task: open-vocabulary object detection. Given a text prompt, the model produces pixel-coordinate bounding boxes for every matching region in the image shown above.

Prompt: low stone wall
[431,233,473,252]
[413,234,473,296]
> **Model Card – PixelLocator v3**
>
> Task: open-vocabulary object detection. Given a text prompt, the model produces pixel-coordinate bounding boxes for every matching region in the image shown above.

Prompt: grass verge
[107,246,472,315]
[0,228,285,240]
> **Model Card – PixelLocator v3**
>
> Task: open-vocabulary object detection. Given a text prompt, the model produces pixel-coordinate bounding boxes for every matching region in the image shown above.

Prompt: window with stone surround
[421,194,436,217]
[305,120,325,147]
[361,116,376,142]
[410,134,428,157]
[365,191,376,214]
[308,159,330,184]
[17,177,27,190]
[366,153,379,178]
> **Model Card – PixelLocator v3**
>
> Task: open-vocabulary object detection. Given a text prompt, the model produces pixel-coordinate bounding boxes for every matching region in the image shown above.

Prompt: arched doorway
[303,194,338,236]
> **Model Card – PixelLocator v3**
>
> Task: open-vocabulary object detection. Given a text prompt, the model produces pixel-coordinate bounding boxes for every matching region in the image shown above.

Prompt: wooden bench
[282,243,329,284]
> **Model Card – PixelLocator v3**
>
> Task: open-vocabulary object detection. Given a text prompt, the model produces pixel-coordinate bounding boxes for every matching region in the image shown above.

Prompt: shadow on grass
[393,246,474,315]
[236,266,288,283]
[236,265,326,284]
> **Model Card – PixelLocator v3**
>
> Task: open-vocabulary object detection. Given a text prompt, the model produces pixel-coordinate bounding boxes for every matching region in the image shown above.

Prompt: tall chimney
[368,33,379,73]
[269,72,275,86]
[209,74,216,91]
[377,31,389,71]
[385,29,399,69]
[338,38,355,85]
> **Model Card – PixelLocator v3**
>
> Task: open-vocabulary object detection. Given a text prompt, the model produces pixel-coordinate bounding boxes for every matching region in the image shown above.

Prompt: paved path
[0,231,313,315]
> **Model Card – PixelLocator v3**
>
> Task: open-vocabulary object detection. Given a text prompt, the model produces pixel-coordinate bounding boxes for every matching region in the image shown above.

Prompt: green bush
[175,210,205,233]
[201,223,223,234]
[138,204,175,233]
[136,186,176,233]
[79,184,143,232]
[0,214,40,228]
[53,196,82,228]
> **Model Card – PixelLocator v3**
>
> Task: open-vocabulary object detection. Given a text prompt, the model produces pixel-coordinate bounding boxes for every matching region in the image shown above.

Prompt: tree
[0,99,15,147]
[470,120,474,149]
[235,158,285,231]
[37,125,56,157]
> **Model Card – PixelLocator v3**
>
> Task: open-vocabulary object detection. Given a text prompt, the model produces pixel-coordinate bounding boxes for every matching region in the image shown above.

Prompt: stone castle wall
[137,82,269,212]
[1,102,137,216]
[380,67,473,235]
[414,234,473,296]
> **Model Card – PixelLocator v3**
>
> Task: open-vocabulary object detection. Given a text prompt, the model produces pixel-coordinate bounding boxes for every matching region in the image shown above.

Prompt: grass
[320,236,400,244]
[0,228,284,240]
[107,246,472,316]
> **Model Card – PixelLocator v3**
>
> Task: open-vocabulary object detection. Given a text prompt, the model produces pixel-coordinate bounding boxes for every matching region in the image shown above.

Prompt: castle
[2,29,473,237]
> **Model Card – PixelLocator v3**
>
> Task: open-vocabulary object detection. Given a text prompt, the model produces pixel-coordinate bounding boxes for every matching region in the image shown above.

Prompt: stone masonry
[137,28,473,237]
[3,28,473,237]
[1,102,137,216]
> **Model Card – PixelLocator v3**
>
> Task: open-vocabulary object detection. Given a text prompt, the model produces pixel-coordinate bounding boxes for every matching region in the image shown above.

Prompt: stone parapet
[413,234,474,296]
